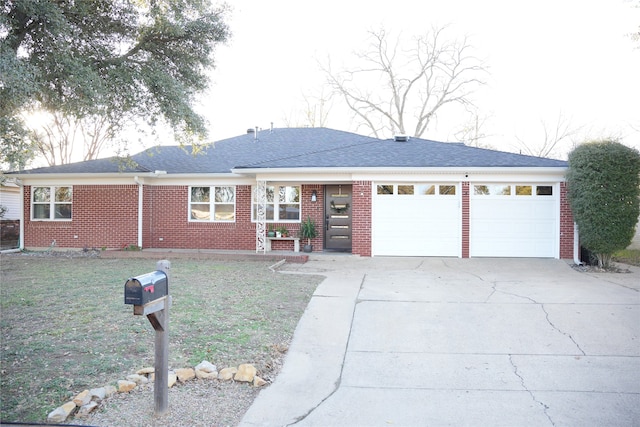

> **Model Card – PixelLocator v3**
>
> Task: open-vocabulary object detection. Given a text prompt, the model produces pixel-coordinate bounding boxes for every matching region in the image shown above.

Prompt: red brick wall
[559,182,575,259]
[23,185,138,249]
[300,185,324,252]
[461,181,470,258]
[141,184,325,252]
[352,180,372,256]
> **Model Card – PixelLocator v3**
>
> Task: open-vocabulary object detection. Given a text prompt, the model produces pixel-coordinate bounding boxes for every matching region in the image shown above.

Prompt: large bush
[566,140,640,268]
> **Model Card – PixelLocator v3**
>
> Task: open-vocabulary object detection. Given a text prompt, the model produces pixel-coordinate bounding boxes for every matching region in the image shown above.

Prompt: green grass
[613,248,640,267]
[0,254,322,423]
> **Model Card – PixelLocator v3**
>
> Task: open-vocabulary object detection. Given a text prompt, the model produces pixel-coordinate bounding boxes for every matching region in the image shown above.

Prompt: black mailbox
[124,271,168,306]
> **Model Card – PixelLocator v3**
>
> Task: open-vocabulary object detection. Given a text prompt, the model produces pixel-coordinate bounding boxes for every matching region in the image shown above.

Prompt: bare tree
[454,111,494,148]
[29,111,118,166]
[283,88,333,128]
[320,26,486,138]
[515,113,582,159]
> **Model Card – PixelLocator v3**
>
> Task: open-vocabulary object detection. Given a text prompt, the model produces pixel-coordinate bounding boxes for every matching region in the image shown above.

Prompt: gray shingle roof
[12,127,567,175]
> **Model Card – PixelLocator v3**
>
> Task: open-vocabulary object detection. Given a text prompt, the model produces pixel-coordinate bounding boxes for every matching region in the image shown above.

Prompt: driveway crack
[509,355,556,426]
[541,304,586,356]
[288,273,367,425]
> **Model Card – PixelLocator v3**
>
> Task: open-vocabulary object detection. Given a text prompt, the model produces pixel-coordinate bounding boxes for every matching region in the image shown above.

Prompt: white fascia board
[14,173,144,186]
[235,166,566,179]
[16,173,254,186]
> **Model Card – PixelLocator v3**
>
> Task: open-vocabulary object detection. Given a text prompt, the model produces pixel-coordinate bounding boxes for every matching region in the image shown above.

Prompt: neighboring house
[0,180,22,249]
[8,127,575,258]
[0,180,21,220]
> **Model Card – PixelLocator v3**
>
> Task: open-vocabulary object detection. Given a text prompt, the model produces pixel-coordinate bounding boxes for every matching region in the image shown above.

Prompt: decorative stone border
[46,361,266,424]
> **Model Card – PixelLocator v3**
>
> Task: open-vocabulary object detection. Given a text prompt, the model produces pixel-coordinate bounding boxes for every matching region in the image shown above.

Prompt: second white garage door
[470,184,558,258]
[372,183,460,256]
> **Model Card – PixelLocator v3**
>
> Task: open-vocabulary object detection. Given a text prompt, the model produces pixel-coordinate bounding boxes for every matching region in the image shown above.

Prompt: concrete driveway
[240,257,640,427]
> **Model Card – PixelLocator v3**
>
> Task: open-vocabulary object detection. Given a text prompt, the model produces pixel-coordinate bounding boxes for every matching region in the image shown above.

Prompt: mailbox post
[124,260,171,415]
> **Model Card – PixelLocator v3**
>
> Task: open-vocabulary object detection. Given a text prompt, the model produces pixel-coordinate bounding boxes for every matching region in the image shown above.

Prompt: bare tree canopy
[321,26,486,139]
[515,113,583,159]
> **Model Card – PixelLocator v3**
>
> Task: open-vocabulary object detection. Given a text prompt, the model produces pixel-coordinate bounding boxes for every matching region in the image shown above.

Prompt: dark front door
[325,185,352,251]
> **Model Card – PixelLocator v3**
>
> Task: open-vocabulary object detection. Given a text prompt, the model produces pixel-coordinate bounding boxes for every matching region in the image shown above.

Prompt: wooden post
[152,260,171,416]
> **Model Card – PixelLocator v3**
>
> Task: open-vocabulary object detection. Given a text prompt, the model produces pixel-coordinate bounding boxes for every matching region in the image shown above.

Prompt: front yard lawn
[0,253,321,423]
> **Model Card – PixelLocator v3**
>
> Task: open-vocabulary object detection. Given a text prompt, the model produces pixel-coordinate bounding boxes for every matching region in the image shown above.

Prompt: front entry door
[325,185,352,251]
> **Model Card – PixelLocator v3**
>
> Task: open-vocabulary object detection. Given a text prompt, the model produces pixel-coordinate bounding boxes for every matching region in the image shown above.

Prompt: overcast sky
[198,0,640,159]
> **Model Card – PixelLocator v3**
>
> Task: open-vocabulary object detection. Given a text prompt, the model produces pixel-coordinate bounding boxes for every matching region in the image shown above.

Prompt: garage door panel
[470,187,557,258]
[373,192,460,257]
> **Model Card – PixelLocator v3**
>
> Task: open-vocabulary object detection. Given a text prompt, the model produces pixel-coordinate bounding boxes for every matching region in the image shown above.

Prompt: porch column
[255,180,267,253]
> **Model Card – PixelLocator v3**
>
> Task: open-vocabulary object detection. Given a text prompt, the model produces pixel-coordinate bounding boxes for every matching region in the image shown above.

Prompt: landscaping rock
[175,368,195,382]
[253,376,267,387]
[104,385,117,397]
[126,373,149,384]
[218,367,237,381]
[195,360,217,373]
[196,369,218,379]
[234,364,257,383]
[72,389,91,406]
[89,387,106,401]
[168,371,177,388]
[47,401,76,423]
[76,401,98,418]
[136,366,155,375]
[117,380,137,392]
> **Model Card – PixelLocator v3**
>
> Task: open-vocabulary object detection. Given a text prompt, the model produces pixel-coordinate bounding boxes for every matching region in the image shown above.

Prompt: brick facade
[559,182,575,259]
[23,185,138,249]
[352,180,372,257]
[21,180,575,258]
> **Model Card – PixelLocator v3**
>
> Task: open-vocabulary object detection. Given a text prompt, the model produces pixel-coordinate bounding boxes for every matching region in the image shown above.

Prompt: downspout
[573,222,581,265]
[134,176,143,248]
[17,179,24,251]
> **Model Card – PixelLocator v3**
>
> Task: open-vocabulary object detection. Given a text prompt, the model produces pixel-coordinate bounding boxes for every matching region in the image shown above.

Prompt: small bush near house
[566,140,640,268]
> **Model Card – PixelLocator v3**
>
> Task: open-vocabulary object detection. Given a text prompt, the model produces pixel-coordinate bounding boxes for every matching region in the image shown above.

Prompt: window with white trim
[252,185,300,222]
[189,186,235,222]
[32,186,72,220]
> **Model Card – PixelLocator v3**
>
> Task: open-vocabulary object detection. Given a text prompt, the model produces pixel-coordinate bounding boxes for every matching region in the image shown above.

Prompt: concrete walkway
[240,257,640,427]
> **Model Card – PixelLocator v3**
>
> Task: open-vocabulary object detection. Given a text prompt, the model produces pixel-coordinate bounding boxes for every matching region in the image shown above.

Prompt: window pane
[398,185,414,195]
[191,204,210,220]
[377,185,393,195]
[516,186,532,195]
[33,187,50,202]
[266,187,275,202]
[191,187,210,203]
[537,186,553,196]
[280,204,300,220]
[54,204,72,219]
[494,185,511,195]
[439,185,456,195]
[286,186,299,203]
[415,184,435,195]
[33,204,50,219]
[215,186,234,202]
[55,187,72,202]
[473,185,489,195]
[214,204,235,221]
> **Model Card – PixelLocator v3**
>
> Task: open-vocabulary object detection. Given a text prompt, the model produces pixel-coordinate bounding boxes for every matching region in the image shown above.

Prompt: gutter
[17,178,24,251]
[573,223,582,265]
[134,176,143,248]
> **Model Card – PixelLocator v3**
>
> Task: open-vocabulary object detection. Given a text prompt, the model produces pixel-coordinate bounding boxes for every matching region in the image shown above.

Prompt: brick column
[352,181,372,256]
[461,181,470,258]
[559,182,575,259]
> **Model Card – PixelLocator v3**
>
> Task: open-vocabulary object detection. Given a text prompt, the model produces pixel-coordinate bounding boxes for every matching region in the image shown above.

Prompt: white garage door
[470,184,558,258]
[372,183,460,256]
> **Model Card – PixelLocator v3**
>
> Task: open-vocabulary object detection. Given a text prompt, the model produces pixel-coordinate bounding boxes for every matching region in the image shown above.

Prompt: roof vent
[394,134,410,142]
[246,128,255,134]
